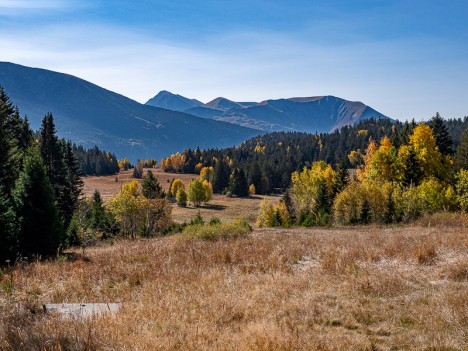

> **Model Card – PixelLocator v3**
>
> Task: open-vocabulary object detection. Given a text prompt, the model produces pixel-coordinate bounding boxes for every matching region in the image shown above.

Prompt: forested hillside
[161,116,468,194]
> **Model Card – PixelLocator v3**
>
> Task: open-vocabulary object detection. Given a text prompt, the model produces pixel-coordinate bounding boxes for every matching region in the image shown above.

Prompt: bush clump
[180,218,252,241]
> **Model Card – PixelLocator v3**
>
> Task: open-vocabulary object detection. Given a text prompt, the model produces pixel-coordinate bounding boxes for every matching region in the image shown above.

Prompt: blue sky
[0,0,467,120]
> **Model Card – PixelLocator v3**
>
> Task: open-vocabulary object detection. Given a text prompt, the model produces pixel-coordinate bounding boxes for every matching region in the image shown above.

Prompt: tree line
[72,144,120,176]
[161,115,468,195]
[257,119,468,227]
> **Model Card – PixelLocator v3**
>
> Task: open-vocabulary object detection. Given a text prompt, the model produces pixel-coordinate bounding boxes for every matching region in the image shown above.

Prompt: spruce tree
[40,114,81,229]
[213,159,229,194]
[402,147,423,187]
[455,127,468,171]
[13,147,64,257]
[0,86,16,195]
[142,170,165,199]
[90,190,108,231]
[0,190,15,262]
[229,168,249,197]
[248,161,262,194]
[333,159,349,195]
[428,113,453,156]
[62,140,83,226]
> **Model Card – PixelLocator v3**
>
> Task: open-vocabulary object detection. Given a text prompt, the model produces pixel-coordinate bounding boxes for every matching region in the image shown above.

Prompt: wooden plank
[43,303,122,320]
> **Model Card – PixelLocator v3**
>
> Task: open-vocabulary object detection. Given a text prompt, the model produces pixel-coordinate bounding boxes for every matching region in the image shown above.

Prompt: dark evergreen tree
[359,199,371,225]
[142,170,165,199]
[13,147,64,257]
[62,140,83,226]
[428,113,453,156]
[213,159,229,194]
[0,190,15,262]
[455,127,468,170]
[0,86,16,195]
[315,179,331,214]
[40,114,82,230]
[248,161,262,194]
[229,168,249,197]
[282,188,296,223]
[402,147,423,187]
[39,113,68,218]
[333,159,349,195]
[90,190,109,231]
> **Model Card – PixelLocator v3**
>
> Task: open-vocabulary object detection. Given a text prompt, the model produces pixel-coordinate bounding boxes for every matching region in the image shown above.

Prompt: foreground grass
[1,224,467,350]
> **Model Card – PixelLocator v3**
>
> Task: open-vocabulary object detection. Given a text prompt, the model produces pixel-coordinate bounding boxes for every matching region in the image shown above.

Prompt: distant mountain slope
[147,91,391,133]
[146,90,204,111]
[0,62,260,160]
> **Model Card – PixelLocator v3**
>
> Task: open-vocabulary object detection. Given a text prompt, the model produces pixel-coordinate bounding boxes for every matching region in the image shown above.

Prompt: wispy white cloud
[0,0,67,8]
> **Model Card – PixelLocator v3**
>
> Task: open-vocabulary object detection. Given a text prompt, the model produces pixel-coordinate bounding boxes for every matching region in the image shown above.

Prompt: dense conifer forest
[162,116,468,195]
[0,87,82,262]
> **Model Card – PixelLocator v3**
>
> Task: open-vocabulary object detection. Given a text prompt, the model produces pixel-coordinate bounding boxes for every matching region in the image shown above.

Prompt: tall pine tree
[213,159,229,194]
[428,113,453,156]
[229,168,249,197]
[13,147,64,257]
[40,114,82,229]
[455,127,468,171]
[142,170,165,199]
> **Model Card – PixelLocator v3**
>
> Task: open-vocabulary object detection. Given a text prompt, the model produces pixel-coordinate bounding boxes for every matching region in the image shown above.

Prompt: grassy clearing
[82,169,280,225]
[1,224,467,350]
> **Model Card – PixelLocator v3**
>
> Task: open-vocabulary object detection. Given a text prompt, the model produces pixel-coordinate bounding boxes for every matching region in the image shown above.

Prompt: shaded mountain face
[147,92,391,133]
[146,90,204,112]
[0,62,260,161]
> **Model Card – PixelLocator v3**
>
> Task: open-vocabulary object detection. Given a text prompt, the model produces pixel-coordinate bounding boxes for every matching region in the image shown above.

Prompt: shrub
[189,211,204,225]
[107,180,172,238]
[187,179,206,207]
[176,188,187,207]
[180,218,252,241]
[209,217,221,225]
[455,170,468,211]
[170,179,185,198]
[256,198,290,227]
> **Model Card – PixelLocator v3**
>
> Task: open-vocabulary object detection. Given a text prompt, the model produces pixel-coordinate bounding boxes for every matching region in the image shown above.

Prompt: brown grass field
[1,171,467,350]
[1,222,467,350]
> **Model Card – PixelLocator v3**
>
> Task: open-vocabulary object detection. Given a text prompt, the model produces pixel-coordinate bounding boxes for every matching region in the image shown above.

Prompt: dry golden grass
[1,224,467,350]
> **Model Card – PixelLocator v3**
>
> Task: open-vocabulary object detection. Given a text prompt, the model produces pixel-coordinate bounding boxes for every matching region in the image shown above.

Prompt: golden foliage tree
[107,180,172,238]
[170,179,185,198]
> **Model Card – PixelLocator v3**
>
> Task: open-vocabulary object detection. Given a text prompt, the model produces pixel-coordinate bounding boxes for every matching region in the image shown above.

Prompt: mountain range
[145,91,390,133]
[0,62,391,160]
[0,62,259,161]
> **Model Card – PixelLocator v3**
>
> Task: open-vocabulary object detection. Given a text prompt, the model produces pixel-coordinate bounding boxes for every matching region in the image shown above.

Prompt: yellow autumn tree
[355,139,378,180]
[409,124,449,180]
[367,136,402,182]
[200,166,214,183]
[202,180,213,204]
[291,161,336,216]
[170,179,185,197]
[107,180,172,238]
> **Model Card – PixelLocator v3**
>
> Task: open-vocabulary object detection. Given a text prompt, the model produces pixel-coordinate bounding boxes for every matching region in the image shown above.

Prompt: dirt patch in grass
[1,225,467,350]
